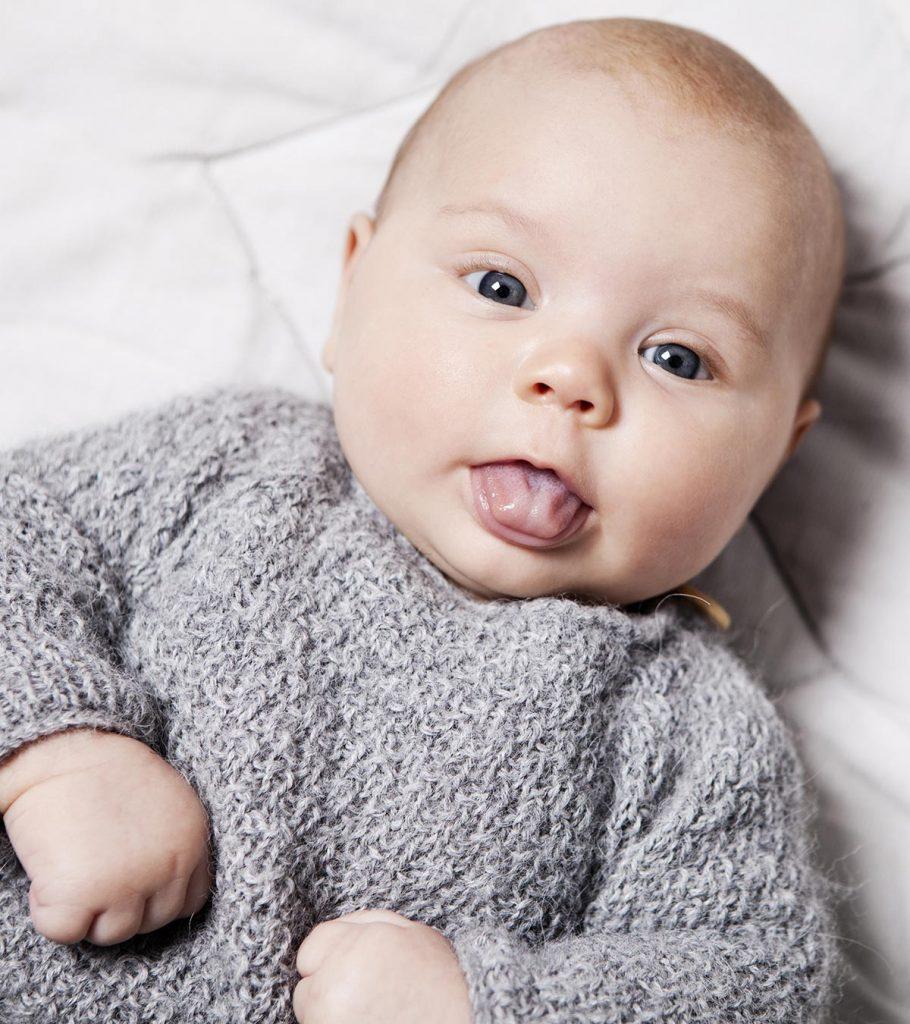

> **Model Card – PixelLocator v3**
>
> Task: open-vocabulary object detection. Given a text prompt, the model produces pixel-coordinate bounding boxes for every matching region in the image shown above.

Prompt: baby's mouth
[469,461,592,548]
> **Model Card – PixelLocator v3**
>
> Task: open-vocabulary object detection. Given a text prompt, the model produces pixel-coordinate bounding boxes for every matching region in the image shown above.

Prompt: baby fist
[293,907,472,1024]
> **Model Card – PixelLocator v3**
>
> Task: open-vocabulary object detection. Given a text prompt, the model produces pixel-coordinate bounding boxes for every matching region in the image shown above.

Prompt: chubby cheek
[331,261,477,485]
[616,418,766,588]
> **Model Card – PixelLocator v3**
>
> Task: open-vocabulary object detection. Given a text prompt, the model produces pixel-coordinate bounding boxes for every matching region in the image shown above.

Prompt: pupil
[479,271,525,307]
[656,343,700,379]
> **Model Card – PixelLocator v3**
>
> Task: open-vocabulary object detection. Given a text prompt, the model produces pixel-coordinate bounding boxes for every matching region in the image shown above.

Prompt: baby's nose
[518,354,616,427]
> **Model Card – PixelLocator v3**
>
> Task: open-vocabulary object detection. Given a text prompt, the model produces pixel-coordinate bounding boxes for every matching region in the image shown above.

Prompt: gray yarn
[0,387,845,1023]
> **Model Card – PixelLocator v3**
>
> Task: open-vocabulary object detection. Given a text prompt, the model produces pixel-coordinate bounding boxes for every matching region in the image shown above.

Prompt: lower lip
[468,466,593,549]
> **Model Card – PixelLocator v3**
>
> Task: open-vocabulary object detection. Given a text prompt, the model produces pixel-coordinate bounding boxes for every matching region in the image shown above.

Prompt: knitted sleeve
[444,630,845,1024]
[0,386,293,770]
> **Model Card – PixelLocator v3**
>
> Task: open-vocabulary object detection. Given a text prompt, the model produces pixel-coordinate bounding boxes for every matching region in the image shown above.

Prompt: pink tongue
[477,462,582,539]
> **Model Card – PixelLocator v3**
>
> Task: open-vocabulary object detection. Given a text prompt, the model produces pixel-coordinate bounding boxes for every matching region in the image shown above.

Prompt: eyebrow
[437,201,771,353]
[437,201,551,243]
[689,288,771,354]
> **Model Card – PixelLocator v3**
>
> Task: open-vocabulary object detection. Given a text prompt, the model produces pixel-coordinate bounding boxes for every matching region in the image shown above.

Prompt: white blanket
[1,2,907,1019]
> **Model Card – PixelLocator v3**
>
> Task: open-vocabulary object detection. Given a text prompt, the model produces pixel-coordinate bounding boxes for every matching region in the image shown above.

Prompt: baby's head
[321,17,845,608]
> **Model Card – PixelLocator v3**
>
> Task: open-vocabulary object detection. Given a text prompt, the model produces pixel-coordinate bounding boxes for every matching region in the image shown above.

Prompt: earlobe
[341,212,376,279]
[320,335,334,373]
[784,397,822,462]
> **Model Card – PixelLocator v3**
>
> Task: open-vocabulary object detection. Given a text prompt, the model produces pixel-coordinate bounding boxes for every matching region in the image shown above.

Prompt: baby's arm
[0,419,166,770]
[0,388,291,945]
[442,633,846,1024]
[0,386,290,765]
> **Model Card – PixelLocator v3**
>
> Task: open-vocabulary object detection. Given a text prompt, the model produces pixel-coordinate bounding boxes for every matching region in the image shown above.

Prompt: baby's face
[322,69,825,606]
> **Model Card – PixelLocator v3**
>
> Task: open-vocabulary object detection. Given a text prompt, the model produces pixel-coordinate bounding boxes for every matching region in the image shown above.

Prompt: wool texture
[0,387,844,1022]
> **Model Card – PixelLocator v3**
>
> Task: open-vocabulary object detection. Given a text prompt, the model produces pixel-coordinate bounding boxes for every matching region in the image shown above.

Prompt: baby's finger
[84,894,146,946]
[292,975,313,1024]
[28,886,94,945]
[181,856,213,917]
[136,874,190,934]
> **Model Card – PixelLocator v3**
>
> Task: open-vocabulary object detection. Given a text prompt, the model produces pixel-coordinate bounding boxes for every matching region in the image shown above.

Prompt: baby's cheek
[625,445,747,571]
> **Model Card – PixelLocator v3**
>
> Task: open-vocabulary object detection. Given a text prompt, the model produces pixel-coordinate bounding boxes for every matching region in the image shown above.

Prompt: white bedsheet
[1,2,908,1020]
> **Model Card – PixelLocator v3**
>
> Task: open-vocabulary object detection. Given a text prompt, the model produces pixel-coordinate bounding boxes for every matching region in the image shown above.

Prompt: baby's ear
[783,396,822,462]
[340,212,375,281]
[321,212,376,373]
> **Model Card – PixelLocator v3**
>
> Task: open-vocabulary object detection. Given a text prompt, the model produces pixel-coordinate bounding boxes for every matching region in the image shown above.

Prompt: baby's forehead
[383,24,791,217]
[426,84,796,239]
[378,24,843,355]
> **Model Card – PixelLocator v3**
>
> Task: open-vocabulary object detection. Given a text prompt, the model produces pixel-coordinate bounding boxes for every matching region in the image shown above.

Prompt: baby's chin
[418,539,624,607]
[443,553,701,609]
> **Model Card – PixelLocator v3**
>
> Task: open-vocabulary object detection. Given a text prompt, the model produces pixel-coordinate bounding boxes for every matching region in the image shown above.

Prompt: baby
[0,16,846,1024]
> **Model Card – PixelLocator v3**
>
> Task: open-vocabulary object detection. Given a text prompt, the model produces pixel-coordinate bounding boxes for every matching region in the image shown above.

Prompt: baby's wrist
[0,727,127,814]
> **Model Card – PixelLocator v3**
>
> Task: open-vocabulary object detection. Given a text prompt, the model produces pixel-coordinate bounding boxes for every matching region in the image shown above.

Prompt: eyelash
[453,256,719,381]
[454,253,526,287]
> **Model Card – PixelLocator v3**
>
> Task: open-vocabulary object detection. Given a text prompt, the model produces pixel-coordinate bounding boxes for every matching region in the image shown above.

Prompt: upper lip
[484,455,595,509]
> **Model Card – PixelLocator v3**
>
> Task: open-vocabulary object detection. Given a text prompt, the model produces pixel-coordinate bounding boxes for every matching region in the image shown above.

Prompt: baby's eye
[462,269,534,310]
[641,342,712,381]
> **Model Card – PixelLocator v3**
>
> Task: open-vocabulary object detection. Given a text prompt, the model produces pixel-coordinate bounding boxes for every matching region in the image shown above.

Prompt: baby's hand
[0,728,213,946]
[293,907,473,1024]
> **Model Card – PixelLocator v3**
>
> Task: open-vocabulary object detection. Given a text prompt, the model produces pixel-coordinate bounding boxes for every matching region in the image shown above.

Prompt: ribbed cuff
[445,922,540,1024]
[0,644,162,768]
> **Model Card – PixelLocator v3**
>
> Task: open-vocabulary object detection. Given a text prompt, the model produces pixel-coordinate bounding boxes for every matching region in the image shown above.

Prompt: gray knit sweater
[0,387,843,1023]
